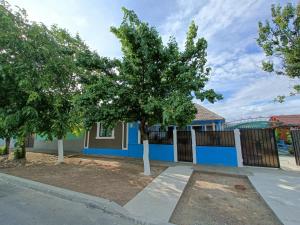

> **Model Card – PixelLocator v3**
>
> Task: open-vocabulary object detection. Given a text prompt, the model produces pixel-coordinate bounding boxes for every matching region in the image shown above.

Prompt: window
[206,125,214,131]
[96,123,114,139]
[193,125,205,132]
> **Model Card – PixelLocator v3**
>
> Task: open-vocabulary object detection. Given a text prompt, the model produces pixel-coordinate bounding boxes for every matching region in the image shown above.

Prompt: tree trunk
[140,120,151,176]
[5,137,10,154]
[21,138,26,159]
[57,138,64,163]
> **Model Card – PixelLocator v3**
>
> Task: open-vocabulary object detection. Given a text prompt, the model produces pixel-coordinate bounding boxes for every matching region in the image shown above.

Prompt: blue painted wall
[83,121,238,166]
[128,122,139,144]
[196,146,238,167]
[83,143,174,162]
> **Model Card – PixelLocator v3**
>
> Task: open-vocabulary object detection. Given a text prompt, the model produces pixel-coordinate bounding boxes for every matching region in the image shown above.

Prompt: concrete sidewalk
[124,166,193,224]
[0,173,170,225]
[248,169,300,225]
[0,174,135,225]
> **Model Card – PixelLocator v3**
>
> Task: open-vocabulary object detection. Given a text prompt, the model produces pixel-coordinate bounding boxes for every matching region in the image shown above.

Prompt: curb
[0,173,175,225]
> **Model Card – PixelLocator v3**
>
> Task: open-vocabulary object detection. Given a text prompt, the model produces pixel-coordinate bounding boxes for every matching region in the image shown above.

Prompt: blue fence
[195,130,238,167]
[196,146,238,167]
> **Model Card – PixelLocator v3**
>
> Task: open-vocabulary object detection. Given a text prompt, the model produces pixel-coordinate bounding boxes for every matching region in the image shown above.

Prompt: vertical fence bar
[173,126,178,162]
[191,128,197,164]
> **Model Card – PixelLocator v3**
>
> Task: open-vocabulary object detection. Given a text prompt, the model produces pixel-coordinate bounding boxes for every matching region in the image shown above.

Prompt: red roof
[270,115,300,126]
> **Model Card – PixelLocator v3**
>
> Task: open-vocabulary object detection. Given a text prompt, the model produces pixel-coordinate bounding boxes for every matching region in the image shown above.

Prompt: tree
[0,0,36,157]
[257,2,300,102]
[0,1,88,160]
[33,25,88,163]
[77,8,221,174]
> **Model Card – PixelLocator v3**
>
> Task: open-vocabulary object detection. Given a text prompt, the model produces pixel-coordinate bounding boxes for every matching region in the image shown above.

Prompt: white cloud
[201,76,300,121]
[8,0,122,57]
[160,0,300,121]
[6,0,300,121]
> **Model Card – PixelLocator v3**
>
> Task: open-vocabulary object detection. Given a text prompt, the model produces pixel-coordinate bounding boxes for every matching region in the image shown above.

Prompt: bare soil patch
[0,152,166,205]
[170,172,281,225]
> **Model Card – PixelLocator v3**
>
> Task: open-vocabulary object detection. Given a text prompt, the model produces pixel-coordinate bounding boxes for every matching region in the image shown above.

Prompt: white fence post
[234,129,243,167]
[173,126,178,162]
[191,128,197,164]
[57,139,64,163]
[143,140,151,176]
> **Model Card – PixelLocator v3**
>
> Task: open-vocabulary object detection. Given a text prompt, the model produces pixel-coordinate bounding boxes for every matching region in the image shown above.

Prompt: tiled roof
[270,115,300,126]
[194,104,224,121]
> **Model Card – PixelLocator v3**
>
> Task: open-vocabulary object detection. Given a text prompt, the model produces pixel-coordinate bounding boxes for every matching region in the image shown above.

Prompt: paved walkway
[248,169,300,225]
[279,155,300,172]
[124,166,193,224]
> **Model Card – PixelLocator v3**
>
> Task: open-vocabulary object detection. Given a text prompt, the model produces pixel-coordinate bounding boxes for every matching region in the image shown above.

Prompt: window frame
[96,122,115,139]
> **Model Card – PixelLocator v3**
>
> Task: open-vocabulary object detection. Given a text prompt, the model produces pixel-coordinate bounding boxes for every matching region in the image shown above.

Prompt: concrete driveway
[248,168,300,225]
[0,174,143,225]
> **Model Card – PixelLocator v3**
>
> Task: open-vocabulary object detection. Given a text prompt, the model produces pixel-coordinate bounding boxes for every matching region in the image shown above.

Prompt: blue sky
[8,0,300,121]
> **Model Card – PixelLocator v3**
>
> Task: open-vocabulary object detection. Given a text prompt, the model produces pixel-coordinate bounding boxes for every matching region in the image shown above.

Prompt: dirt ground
[170,172,281,225]
[0,152,166,206]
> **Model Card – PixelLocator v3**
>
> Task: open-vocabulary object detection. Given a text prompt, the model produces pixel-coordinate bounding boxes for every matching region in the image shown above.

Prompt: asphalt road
[0,181,137,225]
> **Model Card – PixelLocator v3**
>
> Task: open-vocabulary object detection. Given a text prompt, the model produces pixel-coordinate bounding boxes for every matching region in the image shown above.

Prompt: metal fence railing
[148,131,173,145]
[195,131,235,147]
[240,128,280,168]
[291,129,300,166]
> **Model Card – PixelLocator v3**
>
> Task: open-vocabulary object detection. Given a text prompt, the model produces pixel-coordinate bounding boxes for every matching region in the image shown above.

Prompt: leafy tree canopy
[77,7,222,140]
[0,1,94,157]
[257,2,300,101]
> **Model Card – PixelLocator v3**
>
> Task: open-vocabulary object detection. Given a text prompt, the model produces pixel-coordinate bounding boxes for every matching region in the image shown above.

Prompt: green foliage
[0,145,8,155]
[0,1,91,146]
[257,2,300,100]
[286,131,292,145]
[77,8,222,140]
[13,137,25,159]
[288,145,294,155]
[13,146,25,159]
[274,129,280,141]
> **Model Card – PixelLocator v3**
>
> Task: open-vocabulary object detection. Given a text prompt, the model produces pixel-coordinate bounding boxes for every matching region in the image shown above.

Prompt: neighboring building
[270,114,300,143]
[191,104,225,131]
[270,115,300,127]
[32,132,85,154]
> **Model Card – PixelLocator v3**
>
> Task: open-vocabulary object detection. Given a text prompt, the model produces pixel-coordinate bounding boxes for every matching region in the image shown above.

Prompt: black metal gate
[177,131,192,162]
[240,129,280,168]
[291,130,300,166]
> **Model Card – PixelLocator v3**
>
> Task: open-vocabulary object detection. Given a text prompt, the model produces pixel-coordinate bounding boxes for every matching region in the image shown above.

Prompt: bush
[13,138,26,159]
[286,131,292,145]
[13,146,26,159]
[0,146,9,155]
[288,145,294,155]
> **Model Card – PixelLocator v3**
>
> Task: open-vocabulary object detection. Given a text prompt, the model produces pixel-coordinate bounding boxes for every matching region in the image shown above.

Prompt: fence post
[173,126,178,162]
[191,128,197,164]
[234,129,243,167]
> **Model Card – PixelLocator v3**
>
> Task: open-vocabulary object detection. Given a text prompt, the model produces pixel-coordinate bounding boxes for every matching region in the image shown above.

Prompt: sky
[7,0,300,122]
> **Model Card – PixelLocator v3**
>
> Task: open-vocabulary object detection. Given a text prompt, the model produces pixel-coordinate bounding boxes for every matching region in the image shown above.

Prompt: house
[83,104,233,165]
[270,114,300,143]
[31,132,85,154]
[191,104,225,131]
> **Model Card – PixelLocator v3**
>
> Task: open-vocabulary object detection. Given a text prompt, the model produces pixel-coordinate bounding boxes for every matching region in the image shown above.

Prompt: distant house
[270,115,300,127]
[270,114,300,142]
[83,104,226,162]
[191,104,225,131]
